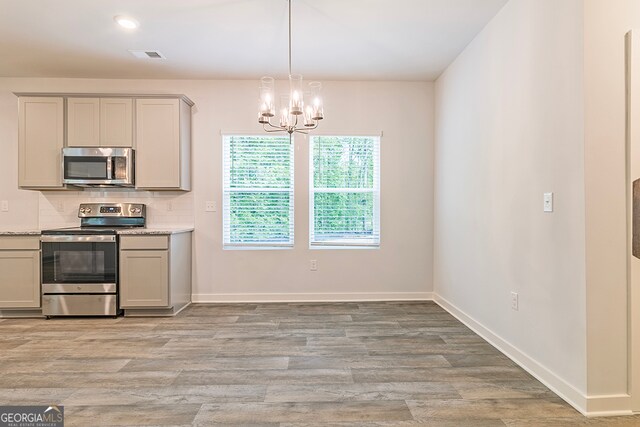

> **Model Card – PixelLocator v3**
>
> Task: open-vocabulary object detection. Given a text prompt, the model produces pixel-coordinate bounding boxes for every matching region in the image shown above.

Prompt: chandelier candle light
[258,0,324,135]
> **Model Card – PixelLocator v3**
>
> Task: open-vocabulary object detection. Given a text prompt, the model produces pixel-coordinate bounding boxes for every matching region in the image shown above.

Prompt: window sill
[223,246,293,251]
[309,245,380,250]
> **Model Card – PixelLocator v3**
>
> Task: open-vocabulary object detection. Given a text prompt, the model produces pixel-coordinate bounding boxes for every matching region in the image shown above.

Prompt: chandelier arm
[264,119,283,130]
[263,120,284,131]
[263,125,286,133]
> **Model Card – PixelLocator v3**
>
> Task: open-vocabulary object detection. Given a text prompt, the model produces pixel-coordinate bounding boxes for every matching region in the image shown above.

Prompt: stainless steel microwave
[62,147,135,187]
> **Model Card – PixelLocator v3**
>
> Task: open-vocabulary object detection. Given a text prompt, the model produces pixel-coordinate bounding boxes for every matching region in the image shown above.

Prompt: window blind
[223,135,294,247]
[310,136,380,247]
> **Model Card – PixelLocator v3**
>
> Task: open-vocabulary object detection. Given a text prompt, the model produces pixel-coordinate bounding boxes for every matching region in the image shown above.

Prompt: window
[310,135,380,247]
[223,135,294,248]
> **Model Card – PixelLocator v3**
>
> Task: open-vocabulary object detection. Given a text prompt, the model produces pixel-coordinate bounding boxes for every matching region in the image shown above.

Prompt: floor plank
[193,401,414,424]
[0,301,638,426]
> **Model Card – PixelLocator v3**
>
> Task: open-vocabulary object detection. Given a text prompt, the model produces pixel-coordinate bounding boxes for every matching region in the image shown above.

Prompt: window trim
[309,135,381,249]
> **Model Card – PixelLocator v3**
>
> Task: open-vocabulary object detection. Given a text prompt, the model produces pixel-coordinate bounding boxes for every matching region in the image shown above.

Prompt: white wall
[0,78,435,301]
[434,0,587,408]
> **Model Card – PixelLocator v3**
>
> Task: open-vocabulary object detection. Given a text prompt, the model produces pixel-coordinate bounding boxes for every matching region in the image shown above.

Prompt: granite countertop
[116,227,194,235]
[0,228,194,236]
[0,230,41,236]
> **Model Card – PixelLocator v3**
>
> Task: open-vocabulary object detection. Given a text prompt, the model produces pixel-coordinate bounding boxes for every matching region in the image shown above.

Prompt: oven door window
[42,242,117,283]
[64,157,108,180]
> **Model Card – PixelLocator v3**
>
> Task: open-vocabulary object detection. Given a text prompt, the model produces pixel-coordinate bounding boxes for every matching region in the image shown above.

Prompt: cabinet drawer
[120,235,168,250]
[0,236,40,250]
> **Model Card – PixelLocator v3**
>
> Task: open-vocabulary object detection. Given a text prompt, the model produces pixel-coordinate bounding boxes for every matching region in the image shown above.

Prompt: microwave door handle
[106,157,113,180]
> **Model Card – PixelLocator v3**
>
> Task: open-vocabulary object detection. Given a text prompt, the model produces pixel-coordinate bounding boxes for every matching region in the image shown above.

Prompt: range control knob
[134,208,141,213]
[86,208,92,213]
[79,208,85,213]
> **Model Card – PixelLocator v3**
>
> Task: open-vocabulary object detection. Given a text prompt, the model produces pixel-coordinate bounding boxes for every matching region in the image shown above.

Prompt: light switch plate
[205,201,216,212]
[543,192,553,212]
[0,200,8,212]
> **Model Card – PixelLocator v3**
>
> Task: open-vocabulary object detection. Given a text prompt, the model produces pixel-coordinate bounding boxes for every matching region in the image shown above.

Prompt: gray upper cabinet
[67,97,133,147]
[18,97,64,189]
[100,98,133,147]
[67,97,100,147]
[135,98,191,191]
[16,93,192,191]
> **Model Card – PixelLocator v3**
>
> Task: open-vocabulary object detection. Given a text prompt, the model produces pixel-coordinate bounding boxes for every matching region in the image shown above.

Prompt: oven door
[41,235,117,293]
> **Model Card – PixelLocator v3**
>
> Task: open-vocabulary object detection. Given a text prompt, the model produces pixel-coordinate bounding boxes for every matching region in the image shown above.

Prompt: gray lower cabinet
[119,232,191,316]
[0,236,41,313]
[120,249,169,307]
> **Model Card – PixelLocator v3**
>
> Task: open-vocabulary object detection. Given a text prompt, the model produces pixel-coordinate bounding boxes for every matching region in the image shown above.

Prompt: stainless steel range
[40,203,146,317]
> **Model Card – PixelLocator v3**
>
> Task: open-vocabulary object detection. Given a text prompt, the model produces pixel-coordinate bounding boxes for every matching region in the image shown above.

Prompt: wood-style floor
[0,301,638,426]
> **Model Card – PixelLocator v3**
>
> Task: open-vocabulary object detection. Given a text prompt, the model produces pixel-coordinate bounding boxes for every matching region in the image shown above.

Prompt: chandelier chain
[288,0,292,77]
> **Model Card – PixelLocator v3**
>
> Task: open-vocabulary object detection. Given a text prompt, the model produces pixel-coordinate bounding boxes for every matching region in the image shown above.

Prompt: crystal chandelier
[258,0,324,135]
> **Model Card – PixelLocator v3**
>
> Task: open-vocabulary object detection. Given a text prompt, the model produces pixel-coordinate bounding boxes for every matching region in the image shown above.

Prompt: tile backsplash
[38,190,194,229]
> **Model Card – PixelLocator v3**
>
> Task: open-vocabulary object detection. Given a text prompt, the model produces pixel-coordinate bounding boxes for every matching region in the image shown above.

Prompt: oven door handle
[41,235,117,243]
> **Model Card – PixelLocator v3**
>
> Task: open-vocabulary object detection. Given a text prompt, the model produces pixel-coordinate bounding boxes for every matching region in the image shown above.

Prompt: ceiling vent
[128,50,166,59]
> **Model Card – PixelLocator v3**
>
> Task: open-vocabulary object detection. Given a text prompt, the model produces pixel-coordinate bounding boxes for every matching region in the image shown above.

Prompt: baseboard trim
[433,294,589,416]
[434,294,638,416]
[192,292,433,303]
[585,394,633,417]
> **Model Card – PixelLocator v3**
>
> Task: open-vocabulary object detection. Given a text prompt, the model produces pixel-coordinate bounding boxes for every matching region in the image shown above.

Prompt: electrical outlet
[511,292,519,311]
[310,260,318,271]
[166,201,173,212]
[205,201,216,212]
[0,200,8,212]
[543,192,553,212]
[56,201,64,213]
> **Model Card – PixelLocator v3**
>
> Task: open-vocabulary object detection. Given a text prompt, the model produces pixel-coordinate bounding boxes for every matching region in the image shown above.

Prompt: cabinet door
[67,98,100,147]
[18,97,64,188]
[100,98,133,147]
[135,99,181,189]
[120,250,169,308]
[0,250,40,308]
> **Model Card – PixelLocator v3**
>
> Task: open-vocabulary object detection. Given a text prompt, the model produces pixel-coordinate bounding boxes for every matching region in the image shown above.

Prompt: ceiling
[0,0,508,81]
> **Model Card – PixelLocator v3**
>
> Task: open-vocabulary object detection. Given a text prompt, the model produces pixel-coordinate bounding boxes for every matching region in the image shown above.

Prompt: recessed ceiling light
[114,15,139,30]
